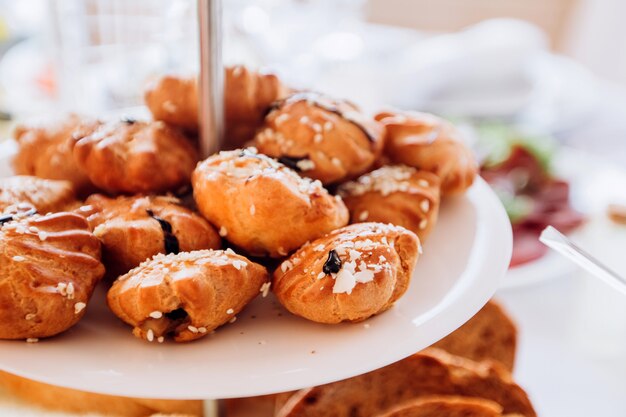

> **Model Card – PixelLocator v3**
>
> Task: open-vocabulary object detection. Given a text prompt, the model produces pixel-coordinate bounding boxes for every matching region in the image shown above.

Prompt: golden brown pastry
[192,147,349,258]
[144,75,199,132]
[79,194,221,277]
[337,165,441,243]
[144,66,290,147]
[375,111,477,195]
[373,396,504,417]
[273,222,420,324]
[12,114,99,194]
[107,249,268,343]
[0,212,105,340]
[254,92,385,185]
[0,176,77,214]
[73,119,198,194]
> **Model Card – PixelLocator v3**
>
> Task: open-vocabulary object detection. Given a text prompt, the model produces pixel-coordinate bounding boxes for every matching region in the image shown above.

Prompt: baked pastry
[276,348,536,417]
[107,249,268,342]
[0,371,202,417]
[337,165,441,243]
[144,66,290,147]
[375,111,477,195]
[433,300,517,371]
[73,119,198,194]
[80,194,221,277]
[376,396,504,417]
[144,75,199,132]
[273,222,420,324]
[192,147,348,258]
[254,92,385,184]
[0,176,77,214]
[12,114,99,194]
[0,212,105,339]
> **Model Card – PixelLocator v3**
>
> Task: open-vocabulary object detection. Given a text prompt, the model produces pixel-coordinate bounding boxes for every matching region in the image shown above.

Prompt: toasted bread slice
[0,371,202,417]
[433,300,517,371]
[276,348,536,417]
[376,395,503,417]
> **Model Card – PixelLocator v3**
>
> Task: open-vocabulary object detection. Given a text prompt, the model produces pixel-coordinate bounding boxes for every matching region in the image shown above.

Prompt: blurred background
[0,1,625,416]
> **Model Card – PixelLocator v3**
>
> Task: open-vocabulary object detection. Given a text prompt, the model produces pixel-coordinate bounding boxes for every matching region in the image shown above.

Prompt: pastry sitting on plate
[107,249,268,343]
[73,119,198,194]
[79,194,221,277]
[337,165,441,243]
[273,222,420,324]
[12,114,100,194]
[254,92,385,185]
[192,147,348,258]
[375,111,477,195]
[0,212,105,340]
[144,65,290,148]
[0,176,77,214]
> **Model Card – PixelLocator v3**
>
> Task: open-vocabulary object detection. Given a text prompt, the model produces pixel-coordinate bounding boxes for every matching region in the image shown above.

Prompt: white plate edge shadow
[0,139,512,399]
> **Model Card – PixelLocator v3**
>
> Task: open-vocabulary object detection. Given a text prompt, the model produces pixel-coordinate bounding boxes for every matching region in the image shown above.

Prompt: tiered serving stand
[0,1,512,415]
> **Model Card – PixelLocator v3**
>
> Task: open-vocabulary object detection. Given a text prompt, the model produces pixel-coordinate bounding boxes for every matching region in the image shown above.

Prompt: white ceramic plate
[0,140,512,399]
[500,147,626,289]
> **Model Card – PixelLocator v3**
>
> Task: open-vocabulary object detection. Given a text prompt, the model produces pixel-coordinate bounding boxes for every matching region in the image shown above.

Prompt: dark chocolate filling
[278,155,308,172]
[267,92,378,143]
[146,209,180,254]
[0,207,37,225]
[322,249,342,275]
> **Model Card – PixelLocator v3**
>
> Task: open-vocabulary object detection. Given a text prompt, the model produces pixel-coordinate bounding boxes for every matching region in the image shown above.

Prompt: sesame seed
[250,204,256,215]
[219,226,228,237]
[188,325,199,334]
[12,255,25,262]
[275,113,290,125]
[162,100,177,113]
[226,308,234,314]
[224,248,235,255]
[25,313,36,320]
[324,121,334,131]
[26,338,39,343]
[147,329,155,342]
[312,123,322,133]
[157,336,164,343]
[420,199,430,213]
[331,157,342,167]
[198,327,207,334]
[320,286,324,291]
[418,179,430,188]
[419,219,428,230]
[314,134,323,143]
[28,226,39,233]
[358,211,369,221]
[229,316,237,324]
[149,311,163,319]
[38,231,48,241]
[66,282,75,300]
[232,66,243,77]
[74,302,86,314]
[317,271,326,280]
[299,116,310,124]
[260,282,271,297]
[277,247,288,256]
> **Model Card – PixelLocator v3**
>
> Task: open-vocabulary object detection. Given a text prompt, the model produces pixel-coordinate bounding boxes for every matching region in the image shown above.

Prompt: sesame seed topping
[25,313,36,320]
[225,248,235,255]
[38,231,48,241]
[419,219,428,230]
[331,157,342,167]
[277,247,288,256]
[26,338,39,343]
[314,134,323,143]
[280,260,294,273]
[162,100,177,113]
[219,226,228,237]
[312,123,322,132]
[149,311,163,319]
[338,165,425,197]
[420,199,430,213]
[295,159,315,171]
[275,113,290,125]
[418,179,430,187]
[232,66,243,77]
[188,325,199,334]
[66,282,75,300]
[12,255,25,262]
[74,302,86,314]
[147,329,155,342]
[232,260,247,270]
[226,308,234,314]
[317,271,326,280]
[250,204,256,215]
[198,327,207,334]
[324,121,334,131]
[157,336,165,343]
[299,116,310,124]
[358,211,369,221]
[229,316,237,324]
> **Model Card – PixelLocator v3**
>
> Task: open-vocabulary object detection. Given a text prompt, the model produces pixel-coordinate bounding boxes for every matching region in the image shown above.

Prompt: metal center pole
[198,0,224,158]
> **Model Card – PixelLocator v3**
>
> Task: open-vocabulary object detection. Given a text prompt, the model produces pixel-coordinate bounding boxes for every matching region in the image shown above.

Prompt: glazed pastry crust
[73,120,198,194]
[144,75,199,132]
[0,212,105,339]
[273,223,420,324]
[107,249,269,342]
[254,92,385,184]
[376,111,477,195]
[338,166,441,243]
[192,148,349,258]
[12,114,99,194]
[80,194,221,278]
[0,176,77,214]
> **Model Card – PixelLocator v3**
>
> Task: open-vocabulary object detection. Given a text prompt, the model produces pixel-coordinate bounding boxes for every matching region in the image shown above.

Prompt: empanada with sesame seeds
[253,92,385,185]
[0,212,105,340]
[12,114,100,195]
[73,119,198,194]
[107,249,269,343]
[0,175,77,214]
[338,166,441,243]
[78,194,221,278]
[273,222,420,324]
[192,147,349,258]
[375,111,477,196]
